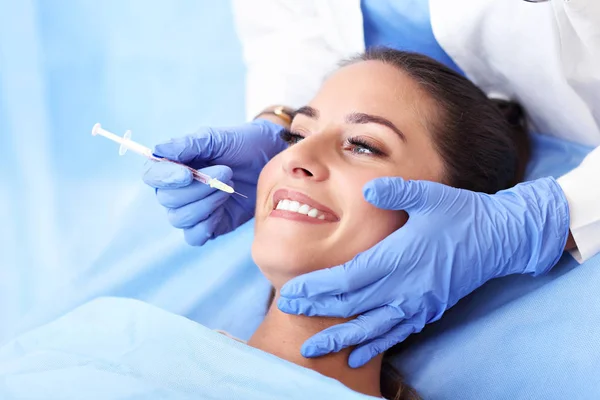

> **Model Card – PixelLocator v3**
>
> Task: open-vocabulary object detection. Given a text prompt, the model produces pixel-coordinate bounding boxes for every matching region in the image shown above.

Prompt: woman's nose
[281,138,330,181]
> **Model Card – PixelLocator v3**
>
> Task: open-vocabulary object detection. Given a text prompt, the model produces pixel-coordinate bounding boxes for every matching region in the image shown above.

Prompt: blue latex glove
[278,177,570,368]
[143,119,286,245]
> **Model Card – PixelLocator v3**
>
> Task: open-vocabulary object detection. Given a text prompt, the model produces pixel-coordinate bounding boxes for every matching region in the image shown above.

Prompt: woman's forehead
[306,61,435,131]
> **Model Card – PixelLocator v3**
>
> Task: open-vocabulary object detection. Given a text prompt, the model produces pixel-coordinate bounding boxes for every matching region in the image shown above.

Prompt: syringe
[91,123,246,198]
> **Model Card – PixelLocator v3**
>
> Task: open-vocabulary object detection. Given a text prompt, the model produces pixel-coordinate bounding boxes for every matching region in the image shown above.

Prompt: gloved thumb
[153,128,229,164]
[363,177,438,212]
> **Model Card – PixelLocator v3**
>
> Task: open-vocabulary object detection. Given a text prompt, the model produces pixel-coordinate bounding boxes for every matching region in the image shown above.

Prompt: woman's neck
[247,291,382,397]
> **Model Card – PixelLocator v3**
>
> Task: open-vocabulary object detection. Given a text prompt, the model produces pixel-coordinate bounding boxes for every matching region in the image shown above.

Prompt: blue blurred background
[0,1,248,339]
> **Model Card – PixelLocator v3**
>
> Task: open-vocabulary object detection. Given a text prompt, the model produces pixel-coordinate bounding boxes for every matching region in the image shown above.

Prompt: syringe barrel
[122,140,153,158]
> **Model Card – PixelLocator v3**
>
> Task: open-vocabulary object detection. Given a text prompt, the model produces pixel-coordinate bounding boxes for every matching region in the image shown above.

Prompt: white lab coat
[232,0,600,262]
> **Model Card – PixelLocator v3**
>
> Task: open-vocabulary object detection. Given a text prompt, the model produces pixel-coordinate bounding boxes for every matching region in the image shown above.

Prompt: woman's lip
[272,188,340,221]
[270,210,332,224]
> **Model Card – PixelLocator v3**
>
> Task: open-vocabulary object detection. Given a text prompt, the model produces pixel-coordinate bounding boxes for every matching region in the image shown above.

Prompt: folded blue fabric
[0,297,378,400]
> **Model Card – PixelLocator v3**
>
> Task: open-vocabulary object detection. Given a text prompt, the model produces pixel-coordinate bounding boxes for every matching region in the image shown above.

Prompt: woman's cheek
[337,177,408,254]
[255,158,280,216]
[356,208,407,249]
[382,209,408,233]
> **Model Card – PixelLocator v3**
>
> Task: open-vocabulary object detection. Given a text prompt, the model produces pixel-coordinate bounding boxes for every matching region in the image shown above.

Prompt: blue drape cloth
[0,297,378,400]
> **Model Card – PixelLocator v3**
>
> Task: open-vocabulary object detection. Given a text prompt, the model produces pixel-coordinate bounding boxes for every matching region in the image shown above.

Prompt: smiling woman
[248,48,529,399]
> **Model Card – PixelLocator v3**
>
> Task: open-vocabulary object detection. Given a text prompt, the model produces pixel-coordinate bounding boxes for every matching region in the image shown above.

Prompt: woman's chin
[252,242,332,284]
[255,259,323,285]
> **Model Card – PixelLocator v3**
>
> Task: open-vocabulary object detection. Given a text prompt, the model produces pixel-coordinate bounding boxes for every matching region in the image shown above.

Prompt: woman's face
[252,60,445,288]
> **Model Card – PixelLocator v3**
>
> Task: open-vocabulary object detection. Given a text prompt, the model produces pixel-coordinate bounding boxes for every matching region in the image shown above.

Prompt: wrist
[511,177,570,276]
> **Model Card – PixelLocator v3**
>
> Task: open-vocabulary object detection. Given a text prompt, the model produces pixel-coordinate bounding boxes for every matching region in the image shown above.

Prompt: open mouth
[271,188,339,222]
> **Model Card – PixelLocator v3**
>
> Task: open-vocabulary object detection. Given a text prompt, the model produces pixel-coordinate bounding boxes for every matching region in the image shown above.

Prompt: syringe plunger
[92,123,153,158]
[91,123,245,198]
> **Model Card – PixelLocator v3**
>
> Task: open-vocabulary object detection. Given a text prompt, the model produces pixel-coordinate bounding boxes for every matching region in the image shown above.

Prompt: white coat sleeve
[231,0,365,121]
[558,146,600,263]
[554,0,600,263]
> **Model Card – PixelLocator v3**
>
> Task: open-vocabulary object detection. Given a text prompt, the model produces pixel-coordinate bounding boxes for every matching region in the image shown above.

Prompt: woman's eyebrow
[292,106,319,119]
[346,112,407,142]
[291,107,406,142]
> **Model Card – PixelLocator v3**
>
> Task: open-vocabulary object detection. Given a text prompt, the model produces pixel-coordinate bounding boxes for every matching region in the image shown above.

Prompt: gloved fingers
[279,255,385,299]
[182,207,226,246]
[277,296,330,317]
[278,284,388,318]
[155,165,233,208]
[153,128,229,164]
[300,306,405,358]
[167,188,231,229]
[347,323,417,368]
[143,162,194,189]
[197,164,234,183]
[363,177,443,213]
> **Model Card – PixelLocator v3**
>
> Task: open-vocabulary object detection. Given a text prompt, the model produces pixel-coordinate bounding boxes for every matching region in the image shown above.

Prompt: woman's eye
[345,137,385,157]
[279,130,305,145]
[351,146,373,155]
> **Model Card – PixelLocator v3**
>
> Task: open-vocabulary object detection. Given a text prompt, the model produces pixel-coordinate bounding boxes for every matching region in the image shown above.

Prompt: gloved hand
[277,176,570,368]
[143,119,286,245]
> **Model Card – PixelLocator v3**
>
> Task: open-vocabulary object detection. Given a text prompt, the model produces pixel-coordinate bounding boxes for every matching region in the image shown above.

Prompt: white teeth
[288,201,300,212]
[298,204,310,215]
[274,199,328,220]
